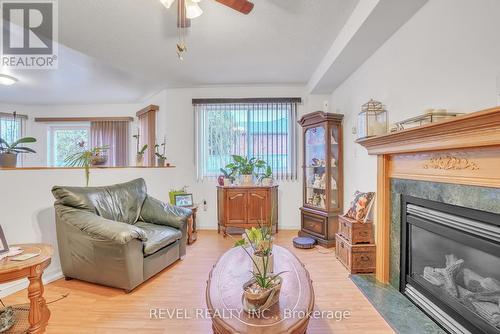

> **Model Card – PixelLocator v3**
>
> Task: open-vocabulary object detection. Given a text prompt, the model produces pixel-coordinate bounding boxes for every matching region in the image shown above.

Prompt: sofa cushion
[52,178,147,225]
[135,221,182,256]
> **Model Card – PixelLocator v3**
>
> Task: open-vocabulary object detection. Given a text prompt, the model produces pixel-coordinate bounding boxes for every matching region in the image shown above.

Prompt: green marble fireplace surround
[389,178,500,289]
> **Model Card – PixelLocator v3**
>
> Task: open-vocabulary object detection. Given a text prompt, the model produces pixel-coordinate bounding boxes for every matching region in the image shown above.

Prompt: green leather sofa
[52,178,191,292]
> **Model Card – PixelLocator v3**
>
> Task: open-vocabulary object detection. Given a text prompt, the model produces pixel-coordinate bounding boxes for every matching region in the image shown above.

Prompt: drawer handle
[342,222,347,228]
[360,256,370,262]
[340,242,344,248]
[360,231,369,237]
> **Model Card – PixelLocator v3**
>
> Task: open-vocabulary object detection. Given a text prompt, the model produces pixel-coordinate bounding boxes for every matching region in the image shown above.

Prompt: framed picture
[174,193,194,207]
[0,225,9,255]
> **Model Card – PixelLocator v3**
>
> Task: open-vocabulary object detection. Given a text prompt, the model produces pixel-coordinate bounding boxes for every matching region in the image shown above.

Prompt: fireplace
[400,195,500,334]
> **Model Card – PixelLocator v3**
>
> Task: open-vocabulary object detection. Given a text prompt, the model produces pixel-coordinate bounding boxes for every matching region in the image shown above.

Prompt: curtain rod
[192,97,302,105]
[0,112,28,120]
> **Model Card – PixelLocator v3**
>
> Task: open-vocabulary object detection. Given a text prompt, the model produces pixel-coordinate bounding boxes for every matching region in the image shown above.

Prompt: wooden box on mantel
[338,215,374,244]
[335,233,376,274]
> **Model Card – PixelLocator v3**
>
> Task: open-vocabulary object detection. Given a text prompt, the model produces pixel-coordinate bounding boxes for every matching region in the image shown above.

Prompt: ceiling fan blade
[215,0,254,14]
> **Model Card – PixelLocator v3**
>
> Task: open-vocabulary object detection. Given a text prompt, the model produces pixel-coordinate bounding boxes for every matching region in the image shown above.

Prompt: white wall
[330,0,500,211]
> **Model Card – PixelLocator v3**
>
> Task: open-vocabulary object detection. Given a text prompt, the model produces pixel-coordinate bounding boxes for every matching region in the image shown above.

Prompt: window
[48,124,90,167]
[194,98,300,180]
[0,113,24,144]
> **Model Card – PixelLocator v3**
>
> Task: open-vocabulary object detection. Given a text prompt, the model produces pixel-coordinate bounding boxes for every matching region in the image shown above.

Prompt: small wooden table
[0,244,53,334]
[206,245,314,334]
[187,205,199,245]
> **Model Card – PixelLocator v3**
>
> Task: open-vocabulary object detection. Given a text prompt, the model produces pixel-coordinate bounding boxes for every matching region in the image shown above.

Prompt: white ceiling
[0,0,359,104]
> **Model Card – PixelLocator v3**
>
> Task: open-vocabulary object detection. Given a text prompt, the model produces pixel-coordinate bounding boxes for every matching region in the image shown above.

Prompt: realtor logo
[1,0,58,69]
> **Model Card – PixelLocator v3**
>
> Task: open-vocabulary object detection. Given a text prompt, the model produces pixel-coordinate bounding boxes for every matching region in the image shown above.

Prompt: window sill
[0,166,176,171]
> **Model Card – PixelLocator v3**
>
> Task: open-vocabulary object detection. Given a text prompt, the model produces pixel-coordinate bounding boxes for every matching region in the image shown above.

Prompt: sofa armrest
[55,205,147,244]
[139,196,192,229]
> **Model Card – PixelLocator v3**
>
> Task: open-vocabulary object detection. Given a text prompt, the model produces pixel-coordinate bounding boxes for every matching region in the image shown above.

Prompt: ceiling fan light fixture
[185,0,203,19]
[0,74,18,86]
[160,0,176,9]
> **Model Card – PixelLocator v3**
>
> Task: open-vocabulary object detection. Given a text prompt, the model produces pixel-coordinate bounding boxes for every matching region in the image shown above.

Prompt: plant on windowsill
[231,155,266,186]
[133,132,148,166]
[0,137,37,168]
[258,164,273,186]
[233,217,284,314]
[154,137,167,167]
[64,143,109,187]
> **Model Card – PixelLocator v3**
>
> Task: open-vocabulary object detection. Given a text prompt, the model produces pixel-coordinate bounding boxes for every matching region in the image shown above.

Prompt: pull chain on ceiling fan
[160,0,254,60]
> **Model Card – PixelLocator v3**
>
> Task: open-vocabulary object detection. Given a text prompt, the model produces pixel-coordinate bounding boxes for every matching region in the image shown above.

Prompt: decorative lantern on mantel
[357,99,387,139]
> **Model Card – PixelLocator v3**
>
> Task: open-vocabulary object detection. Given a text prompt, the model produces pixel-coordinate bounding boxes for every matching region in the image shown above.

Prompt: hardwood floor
[3,230,393,334]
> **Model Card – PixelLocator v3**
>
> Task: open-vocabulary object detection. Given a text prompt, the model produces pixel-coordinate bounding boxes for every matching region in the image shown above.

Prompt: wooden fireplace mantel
[357,106,500,283]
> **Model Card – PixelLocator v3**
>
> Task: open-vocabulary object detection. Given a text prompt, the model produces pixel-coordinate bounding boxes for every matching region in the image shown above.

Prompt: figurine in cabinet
[331,177,338,190]
[312,175,320,188]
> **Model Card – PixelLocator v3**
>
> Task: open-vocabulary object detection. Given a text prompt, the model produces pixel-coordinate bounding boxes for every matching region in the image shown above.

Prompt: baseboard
[0,267,63,298]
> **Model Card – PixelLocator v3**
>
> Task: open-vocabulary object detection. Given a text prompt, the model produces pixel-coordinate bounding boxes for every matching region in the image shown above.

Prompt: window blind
[194,98,300,181]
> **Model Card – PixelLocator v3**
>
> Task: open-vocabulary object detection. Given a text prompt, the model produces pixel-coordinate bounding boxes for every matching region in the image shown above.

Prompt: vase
[156,157,166,167]
[242,276,282,314]
[0,153,17,168]
[241,174,253,186]
[223,178,232,186]
[136,154,144,166]
[261,177,273,186]
[217,175,225,186]
[252,252,274,275]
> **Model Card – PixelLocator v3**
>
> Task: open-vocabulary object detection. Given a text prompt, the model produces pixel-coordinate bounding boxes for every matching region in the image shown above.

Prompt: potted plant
[65,145,109,187]
[231,155,266,186]
[219,163,237,186]
[234,224,284,314]
[259,164,273,186]
[133,131,148,166]
[155,137,167,167]
[0,137,37,168]
[136,144,148,166]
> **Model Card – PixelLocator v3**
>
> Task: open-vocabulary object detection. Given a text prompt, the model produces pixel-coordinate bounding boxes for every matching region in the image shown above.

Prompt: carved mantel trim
[356,107,500,283]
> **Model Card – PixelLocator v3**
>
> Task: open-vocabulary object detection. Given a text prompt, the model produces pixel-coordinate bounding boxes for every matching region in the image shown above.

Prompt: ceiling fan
[160,0,255,59]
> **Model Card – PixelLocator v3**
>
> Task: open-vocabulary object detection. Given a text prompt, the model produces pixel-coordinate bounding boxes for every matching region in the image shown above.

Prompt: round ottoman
[293,237,316,249]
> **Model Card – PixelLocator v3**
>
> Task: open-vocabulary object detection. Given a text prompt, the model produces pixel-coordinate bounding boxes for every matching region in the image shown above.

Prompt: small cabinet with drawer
[335,233,376,274]
[338,215,373,244]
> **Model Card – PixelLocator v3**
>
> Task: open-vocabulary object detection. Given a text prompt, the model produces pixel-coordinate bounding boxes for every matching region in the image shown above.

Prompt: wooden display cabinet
[298,112,344,248]
[217,185,278,236]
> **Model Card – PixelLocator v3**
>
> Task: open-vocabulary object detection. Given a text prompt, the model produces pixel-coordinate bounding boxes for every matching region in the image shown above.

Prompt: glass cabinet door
[304,126,327,210]
[329,125,340,210]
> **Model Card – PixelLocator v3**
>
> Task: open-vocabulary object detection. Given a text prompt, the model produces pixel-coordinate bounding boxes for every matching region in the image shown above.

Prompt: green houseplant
[234,222,284,314]
[137,144,148,166]
[259,164,273,186]
[0,137,37,168]
[220,163,237,186]
[133,132,148,166]
[154,138,167,167]
[64,145,109,186]
[231,155,266,186]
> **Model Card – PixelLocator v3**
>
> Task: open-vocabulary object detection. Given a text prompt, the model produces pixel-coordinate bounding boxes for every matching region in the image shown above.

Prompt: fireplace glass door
[401,196,500,334]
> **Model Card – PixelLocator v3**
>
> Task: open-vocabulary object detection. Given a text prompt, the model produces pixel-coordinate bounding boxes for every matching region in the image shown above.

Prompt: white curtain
[90,120,129,167]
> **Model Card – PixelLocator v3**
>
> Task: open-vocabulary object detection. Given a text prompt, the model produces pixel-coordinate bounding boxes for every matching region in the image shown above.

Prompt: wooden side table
[0,244,53,334]
[187,205,198,245]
